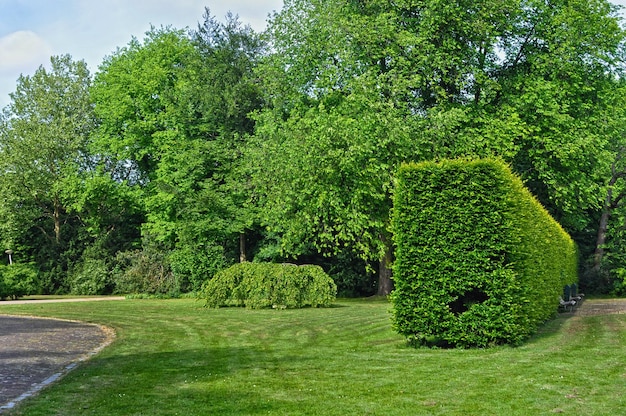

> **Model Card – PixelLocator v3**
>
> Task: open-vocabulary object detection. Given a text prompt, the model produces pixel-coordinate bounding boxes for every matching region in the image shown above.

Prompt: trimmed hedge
[391,159,577,348]
[200,262,337,309]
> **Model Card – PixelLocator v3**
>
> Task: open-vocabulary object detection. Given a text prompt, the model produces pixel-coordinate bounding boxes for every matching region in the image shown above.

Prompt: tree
[0,55,95,290]
[92,13,266,290]
[251,0,626,295]
[584,80,626,289]
[467,0,626,292]
[91,27,198,183]
[91,27,207,290]
[251,0,426,295]
[189,9,267,264]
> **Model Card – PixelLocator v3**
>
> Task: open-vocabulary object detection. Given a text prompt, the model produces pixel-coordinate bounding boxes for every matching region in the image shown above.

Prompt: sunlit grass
[1,298,625,415]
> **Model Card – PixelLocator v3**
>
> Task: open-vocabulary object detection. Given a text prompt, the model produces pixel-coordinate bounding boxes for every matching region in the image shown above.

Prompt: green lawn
[1,298,625,415]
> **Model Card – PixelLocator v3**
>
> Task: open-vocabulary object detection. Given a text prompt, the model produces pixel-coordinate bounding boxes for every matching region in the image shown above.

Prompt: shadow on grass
[522,310,577,346]
[43,346,312,415]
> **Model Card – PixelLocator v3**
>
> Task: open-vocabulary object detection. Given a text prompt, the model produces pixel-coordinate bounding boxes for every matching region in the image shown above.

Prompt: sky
[0,0,283,109]
[1,0,626,110]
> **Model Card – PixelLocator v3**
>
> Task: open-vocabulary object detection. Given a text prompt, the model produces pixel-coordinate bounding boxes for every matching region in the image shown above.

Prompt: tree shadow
[23,346,312,414]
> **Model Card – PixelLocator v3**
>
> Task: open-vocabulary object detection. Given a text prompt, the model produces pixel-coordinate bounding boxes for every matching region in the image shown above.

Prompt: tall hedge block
[391,159,577,347]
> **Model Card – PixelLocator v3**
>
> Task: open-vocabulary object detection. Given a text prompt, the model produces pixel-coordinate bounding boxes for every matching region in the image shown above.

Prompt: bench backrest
[563,284,572,302]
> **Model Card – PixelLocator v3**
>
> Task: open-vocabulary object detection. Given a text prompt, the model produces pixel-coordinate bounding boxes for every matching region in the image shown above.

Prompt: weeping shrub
[200,262,337,309]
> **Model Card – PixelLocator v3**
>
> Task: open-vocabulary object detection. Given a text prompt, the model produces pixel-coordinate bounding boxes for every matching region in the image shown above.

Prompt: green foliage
[251,232,377,297]
[391,159,578,348]
[91,27,197,179]
[317,252,377,298]
[254,0,626,298]
[69,258,111,296]
[1,1,625,299]
[0,263,39,300]
[92,15,266,286]
[611,268,626,296]
[200,262,337,309]
[169,241,228,293]
[112,238,179,297]
[0,55,95,293]
[60,171,144,254]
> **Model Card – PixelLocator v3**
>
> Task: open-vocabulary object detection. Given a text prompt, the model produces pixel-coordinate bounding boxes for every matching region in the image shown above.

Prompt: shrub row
[391,159,578,347]
[200,262,337,309]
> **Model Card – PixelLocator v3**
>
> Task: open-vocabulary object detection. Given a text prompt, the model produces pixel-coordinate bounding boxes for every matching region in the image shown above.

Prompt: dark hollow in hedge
[200,262,337,309]
[391,159,578,348]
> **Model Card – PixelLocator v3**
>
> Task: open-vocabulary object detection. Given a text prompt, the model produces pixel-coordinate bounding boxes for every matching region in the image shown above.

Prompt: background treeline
[1,1,626,298]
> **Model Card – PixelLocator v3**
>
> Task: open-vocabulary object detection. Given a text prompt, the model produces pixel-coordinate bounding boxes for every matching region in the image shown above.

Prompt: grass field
[1,298,625,415]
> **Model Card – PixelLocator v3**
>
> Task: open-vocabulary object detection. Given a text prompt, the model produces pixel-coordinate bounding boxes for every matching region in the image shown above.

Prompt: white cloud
[0,30,52,75]
[0,1,285,108]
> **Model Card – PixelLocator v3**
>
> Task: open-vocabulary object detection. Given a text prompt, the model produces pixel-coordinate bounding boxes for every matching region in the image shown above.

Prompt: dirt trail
[573,298,626,316]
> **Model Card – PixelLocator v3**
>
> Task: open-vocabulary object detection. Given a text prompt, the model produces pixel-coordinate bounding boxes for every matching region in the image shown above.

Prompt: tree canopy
[248,0,626,294]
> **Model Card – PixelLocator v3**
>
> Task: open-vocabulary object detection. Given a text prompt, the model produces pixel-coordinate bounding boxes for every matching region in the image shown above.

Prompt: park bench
[559,296,576,312]
[569,283,585,303]
[558,284,584,312]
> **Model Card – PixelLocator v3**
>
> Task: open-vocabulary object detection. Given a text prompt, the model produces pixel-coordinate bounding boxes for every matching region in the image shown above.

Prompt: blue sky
[0,0,283,108]
[1,0,626,109]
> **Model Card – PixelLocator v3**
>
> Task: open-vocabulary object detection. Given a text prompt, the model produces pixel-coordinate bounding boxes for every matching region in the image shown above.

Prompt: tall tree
[0,55,95,290]
[92,14,266,290]
[251,0,626,294]
[586,80,626,286]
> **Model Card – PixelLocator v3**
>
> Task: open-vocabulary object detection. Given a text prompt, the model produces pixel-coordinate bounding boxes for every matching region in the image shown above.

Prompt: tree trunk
[593,159,626,275]
[377,239,393,296]
[593,208,610,272]
[53,199,61,245]
[239,232,247,263]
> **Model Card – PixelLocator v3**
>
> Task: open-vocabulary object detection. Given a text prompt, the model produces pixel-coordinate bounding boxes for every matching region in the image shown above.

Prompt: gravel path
[0,315,115,413]
[573,298,626,316]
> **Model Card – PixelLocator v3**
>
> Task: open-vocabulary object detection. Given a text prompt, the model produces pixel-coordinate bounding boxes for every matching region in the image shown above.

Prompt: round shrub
[200,262,337,309]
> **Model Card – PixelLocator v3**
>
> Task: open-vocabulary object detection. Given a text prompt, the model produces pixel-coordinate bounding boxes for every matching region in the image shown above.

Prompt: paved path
[0,300,119,413]
[0,296,125,305]
[573,297,626,316]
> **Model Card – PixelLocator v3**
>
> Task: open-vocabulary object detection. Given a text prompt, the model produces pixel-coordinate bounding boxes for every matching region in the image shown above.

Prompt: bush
[69,258,112,295]
[200,262,337,309]
[112,247,180,296]
[0,263,39,300]
[611,268,626,296]
[391,159,578,348]
[326,259,376,298]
